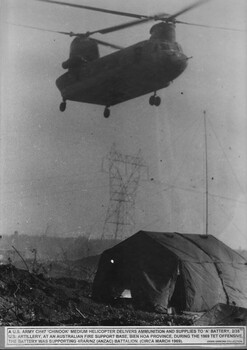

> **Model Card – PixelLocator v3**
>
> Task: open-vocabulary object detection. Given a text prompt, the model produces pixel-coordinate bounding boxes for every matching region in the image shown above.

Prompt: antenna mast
[204,110,209,236]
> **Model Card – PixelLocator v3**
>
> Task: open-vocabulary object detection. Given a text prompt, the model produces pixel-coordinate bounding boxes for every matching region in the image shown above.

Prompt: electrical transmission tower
[102,144,148,240]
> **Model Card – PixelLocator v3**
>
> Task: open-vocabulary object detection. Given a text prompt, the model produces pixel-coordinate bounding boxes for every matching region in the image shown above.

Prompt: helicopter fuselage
[56,38,188,107]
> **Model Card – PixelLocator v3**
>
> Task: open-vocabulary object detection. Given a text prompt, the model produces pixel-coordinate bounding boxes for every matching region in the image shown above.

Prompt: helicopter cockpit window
[159,42,183,53]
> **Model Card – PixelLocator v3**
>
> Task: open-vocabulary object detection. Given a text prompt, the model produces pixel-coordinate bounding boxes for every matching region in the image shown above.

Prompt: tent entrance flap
[170,264,186,313]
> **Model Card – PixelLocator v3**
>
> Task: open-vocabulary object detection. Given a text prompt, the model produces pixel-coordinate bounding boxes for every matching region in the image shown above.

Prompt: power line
[207,116,245,194]
[138,216,164,231]
[173,184,247,205]
[211,195,246,240]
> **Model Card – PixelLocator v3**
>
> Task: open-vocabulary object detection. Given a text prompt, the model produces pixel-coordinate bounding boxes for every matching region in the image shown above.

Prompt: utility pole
[102,144,148,240]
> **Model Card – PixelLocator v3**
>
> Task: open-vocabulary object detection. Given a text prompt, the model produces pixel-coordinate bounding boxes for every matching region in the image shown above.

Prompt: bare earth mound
[0,264,194,327]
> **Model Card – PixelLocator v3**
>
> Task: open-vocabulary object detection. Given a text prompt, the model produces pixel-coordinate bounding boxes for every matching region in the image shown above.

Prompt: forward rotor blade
[9,23,123,49]
[8,22,75,36]
[167,0,210,22]
[92,38,123,50]
[176,20,245,32]
[37,0,149,19]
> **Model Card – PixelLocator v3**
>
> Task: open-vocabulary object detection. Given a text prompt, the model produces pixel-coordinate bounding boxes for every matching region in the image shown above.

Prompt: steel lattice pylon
[102,144,148,240]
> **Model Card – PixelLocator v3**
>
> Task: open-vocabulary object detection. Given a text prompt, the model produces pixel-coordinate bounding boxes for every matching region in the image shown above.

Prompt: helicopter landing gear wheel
[154,96,161,106]
[59,100,66,112]
[149,95,155,106]
[149,93,161,107]
[104,106,110,118]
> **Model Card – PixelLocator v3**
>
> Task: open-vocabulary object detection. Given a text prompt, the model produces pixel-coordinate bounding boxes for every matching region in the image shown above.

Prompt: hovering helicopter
[19,0,243,118]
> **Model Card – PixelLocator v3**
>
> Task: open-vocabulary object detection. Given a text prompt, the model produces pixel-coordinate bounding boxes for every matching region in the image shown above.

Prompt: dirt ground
[0,264,196,327]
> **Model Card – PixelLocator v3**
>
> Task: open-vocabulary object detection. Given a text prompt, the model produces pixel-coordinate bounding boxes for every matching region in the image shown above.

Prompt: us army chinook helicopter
[27,0,242,117]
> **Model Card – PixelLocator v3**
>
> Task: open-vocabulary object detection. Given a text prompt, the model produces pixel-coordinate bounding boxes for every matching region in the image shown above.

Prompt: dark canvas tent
[194,303,247,326]
[92,231,247,312]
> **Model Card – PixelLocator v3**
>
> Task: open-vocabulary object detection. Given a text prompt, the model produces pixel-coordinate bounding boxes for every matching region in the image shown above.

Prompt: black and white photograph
[0,0,246,348]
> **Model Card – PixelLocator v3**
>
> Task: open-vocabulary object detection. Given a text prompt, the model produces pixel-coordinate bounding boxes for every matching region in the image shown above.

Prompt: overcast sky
[0,0,246,249]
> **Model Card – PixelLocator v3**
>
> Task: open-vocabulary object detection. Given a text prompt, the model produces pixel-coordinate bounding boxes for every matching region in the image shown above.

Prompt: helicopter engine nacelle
[150,22,176,42]
[62,37,100,69]
[62,56,86,69]
[69,37,99,61]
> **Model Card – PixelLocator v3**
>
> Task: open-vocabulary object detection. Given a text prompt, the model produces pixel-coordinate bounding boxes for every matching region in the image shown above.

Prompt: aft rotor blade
[83,0,211,36]
[89,18,151,35]
[166,0,211,22]
[176,20,246,32]
[37,0,149,19]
